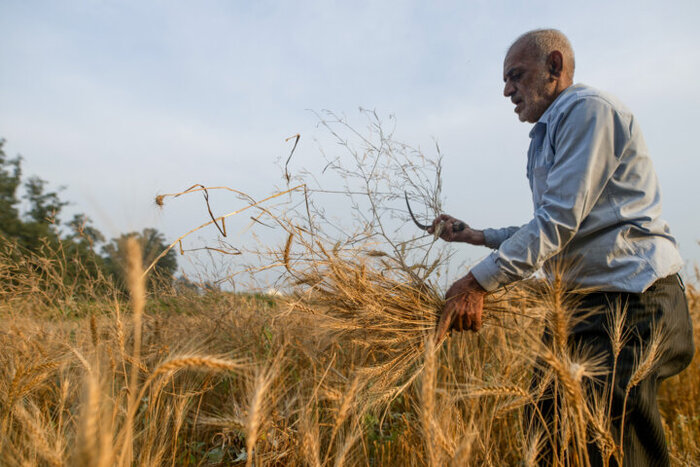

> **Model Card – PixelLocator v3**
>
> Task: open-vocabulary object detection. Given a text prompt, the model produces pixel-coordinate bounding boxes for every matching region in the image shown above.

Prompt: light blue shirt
[470,84,683,293]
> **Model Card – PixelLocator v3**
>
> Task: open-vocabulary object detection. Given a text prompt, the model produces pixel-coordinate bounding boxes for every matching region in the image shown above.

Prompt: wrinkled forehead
[503,40,538,73]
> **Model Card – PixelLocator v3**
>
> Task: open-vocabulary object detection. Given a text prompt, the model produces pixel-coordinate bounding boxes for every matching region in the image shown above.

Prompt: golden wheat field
[1,117,698,466]
[1,230,698,466]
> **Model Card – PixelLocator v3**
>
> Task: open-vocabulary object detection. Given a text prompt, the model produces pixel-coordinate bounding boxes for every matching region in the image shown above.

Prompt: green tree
[103,228,178,290]
[67,213,106,248]
[18,176,68,250]
[23,176,68,224]
[0,137,179,297]
[0,139,23,238]
[0,141,68,251]
[61,214,109,290]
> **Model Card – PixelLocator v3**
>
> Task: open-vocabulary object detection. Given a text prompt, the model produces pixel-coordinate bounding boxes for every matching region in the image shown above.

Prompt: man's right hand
[428,214,485,245]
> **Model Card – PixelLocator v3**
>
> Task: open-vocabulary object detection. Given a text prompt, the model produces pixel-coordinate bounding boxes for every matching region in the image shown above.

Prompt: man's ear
[547,51,563,78]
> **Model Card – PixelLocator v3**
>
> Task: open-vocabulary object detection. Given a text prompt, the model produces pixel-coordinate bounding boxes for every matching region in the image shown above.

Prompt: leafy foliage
[0,138,177,291]
[0,139,23,239]
[103,228,178,290]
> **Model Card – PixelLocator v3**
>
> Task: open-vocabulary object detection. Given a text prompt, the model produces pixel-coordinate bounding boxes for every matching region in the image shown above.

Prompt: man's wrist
[470,230,485,246]
[465,272,487,292]
[460,229,485,245]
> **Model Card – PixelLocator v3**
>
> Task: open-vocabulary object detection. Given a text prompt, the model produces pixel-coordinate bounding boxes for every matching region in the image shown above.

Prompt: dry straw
[0,111,697,465]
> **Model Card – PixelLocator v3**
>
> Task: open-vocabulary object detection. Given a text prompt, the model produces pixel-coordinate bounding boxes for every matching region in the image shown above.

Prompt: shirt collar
[528,122,545,138]
[530,83,580,136]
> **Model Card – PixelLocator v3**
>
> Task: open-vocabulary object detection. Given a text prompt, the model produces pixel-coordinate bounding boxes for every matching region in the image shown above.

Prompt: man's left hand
[436,272,487,340]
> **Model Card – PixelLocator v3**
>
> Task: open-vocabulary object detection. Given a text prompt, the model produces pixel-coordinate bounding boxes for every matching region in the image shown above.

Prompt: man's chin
[516,109,537,124]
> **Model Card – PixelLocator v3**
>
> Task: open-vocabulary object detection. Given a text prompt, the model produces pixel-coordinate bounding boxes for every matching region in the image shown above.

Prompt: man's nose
[503,81,515,97]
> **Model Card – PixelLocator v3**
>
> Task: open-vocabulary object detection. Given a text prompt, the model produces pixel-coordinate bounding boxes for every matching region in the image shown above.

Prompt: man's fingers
[435,306,454,341]
[442,220,454,237]
[471,309,482,332]
[453,309,463,332]
[467,294,484,332]
[438,275,486,339]
[429,215,446,231]
[452,298,483,333]
[429,214,453,235]
[461,314,471,332]
[436,317,450,341]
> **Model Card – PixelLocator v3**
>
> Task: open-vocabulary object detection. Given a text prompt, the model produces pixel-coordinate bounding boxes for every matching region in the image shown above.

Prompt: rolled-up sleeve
[471,97,630,291]
[483,226,524,249]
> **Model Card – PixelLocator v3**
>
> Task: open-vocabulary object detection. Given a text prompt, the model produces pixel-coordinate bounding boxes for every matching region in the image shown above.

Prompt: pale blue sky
[1,0,699,279]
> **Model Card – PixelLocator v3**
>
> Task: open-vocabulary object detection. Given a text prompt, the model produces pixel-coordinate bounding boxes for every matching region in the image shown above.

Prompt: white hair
[511,29,575,78]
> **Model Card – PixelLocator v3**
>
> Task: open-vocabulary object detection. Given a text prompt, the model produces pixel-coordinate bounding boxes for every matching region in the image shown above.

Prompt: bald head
[509,29,575,83]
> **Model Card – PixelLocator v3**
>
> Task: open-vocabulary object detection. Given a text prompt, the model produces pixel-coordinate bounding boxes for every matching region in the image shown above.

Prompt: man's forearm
[482,225,525,249]
[462,229,486,246]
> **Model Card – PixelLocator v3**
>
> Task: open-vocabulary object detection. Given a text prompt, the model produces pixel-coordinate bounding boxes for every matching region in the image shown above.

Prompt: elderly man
[431,29,694,465]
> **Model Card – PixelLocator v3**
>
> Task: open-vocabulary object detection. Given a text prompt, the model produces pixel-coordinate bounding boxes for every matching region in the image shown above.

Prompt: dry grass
[1,233,696,466]
[0,113,697,465]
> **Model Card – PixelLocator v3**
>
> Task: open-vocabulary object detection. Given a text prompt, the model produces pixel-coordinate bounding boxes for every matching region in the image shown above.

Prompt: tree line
[0,138,178,292]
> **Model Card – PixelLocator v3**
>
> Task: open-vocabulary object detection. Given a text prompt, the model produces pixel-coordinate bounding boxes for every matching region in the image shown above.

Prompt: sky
[1,0,699,283]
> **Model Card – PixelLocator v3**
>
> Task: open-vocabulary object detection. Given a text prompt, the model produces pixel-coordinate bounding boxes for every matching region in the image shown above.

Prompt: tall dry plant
[0,110,697,465]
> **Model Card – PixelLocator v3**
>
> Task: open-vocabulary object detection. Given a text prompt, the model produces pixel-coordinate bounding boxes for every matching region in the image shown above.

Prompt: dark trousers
[530,274,695,466]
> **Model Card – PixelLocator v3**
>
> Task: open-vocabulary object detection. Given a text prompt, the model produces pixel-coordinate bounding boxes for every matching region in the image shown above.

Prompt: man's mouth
[514,100,523,113]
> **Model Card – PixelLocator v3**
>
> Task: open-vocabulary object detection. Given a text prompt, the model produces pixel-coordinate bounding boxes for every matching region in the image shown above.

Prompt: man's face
[502,42,557,123]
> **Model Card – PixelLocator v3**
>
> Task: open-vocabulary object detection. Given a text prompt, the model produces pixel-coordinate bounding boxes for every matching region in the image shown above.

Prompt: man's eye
[511,73,522,81]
